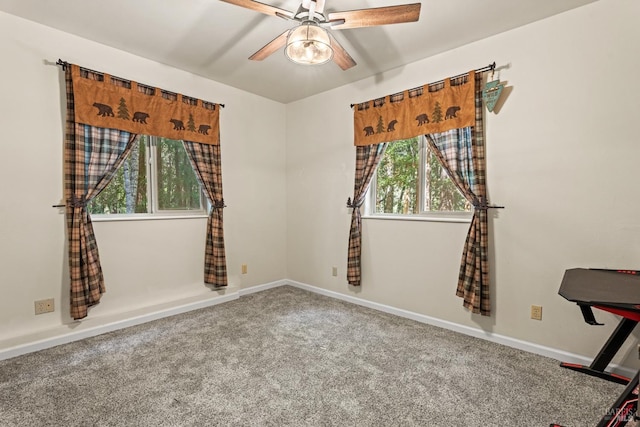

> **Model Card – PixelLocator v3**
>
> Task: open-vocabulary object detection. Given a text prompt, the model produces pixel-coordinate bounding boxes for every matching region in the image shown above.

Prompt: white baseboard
[285,279,638,380]
[0,289,240,361]
[239,279,288,296]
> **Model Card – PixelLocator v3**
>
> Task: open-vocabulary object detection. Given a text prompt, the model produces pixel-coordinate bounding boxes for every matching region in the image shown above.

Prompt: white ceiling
[0,0,598,103]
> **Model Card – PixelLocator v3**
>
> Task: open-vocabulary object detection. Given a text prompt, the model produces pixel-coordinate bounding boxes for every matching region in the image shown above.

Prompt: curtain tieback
[212,199,226,209]
[67,194,87,208]
[346,197,362,208]
[472,197,504,211]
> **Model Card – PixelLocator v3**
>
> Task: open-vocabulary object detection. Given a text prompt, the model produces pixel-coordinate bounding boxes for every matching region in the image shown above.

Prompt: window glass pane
[374,137,420,214]
[89,137,148,214]
[156,137,202,211]
[424,146,470,212]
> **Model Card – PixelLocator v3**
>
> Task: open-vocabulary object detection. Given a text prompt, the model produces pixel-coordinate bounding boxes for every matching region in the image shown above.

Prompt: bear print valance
[353,71,475,146]
[70,64,220,145]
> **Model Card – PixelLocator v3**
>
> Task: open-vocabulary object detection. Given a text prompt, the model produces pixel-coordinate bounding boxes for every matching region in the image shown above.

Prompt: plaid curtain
[64,67,138,319]
[347,143,387,286]
[183,141,228,287]
[425,73,490,315]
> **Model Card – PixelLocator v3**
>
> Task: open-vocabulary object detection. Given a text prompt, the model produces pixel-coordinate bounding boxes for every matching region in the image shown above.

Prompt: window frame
[90,135,209,221]
[364,135,473,223]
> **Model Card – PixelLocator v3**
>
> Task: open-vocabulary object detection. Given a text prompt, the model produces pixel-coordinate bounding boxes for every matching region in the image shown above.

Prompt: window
[367,135,471,218]
[89,135,206,216]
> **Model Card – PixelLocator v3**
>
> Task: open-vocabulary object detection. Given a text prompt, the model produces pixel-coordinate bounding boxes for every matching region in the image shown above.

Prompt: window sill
[90,213,208,222]
[362,214,472,223]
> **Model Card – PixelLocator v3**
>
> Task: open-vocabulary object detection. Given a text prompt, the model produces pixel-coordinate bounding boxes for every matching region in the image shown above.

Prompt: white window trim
[362,192,472,223]
[91,213,209,222]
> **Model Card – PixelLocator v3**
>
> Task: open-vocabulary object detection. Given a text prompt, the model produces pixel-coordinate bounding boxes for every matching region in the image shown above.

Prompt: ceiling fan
[220,0,421,70]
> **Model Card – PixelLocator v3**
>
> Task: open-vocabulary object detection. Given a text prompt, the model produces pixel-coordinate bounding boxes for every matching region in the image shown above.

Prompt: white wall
[0,12,287,342]
[286,0,640,369]
[3,0,640,372]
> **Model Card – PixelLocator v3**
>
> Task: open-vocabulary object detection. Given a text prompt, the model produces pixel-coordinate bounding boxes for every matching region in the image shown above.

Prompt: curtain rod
[56,59,225,108]
[349,62,496,108]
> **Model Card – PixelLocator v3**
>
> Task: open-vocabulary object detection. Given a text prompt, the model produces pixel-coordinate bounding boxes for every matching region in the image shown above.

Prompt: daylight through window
[89,135,205,216]
[369,135,470,217]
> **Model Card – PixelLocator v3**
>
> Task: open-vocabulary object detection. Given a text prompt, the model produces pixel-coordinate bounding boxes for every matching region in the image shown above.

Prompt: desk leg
[552,372,639,427]
[596,371,638,427]
[560,318,637,385]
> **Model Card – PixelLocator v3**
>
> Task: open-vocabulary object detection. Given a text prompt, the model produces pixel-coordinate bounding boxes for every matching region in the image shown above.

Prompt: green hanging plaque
[482,80,505,112]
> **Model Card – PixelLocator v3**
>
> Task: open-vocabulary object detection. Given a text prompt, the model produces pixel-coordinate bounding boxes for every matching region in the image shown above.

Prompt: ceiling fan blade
[328,33,356,70]
[327,3,421,30]
[249,29,290,61]
[275,11,295,21]
[219,0,294,19]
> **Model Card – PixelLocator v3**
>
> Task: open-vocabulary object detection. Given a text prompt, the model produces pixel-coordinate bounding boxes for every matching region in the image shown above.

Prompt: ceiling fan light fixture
[285,21,333,65]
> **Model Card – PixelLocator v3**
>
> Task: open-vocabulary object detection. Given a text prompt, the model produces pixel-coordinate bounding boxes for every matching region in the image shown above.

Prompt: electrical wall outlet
[530,305,543,321]
[35,298,55,315]
[332,267,338,277]
[241,264,248,274]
